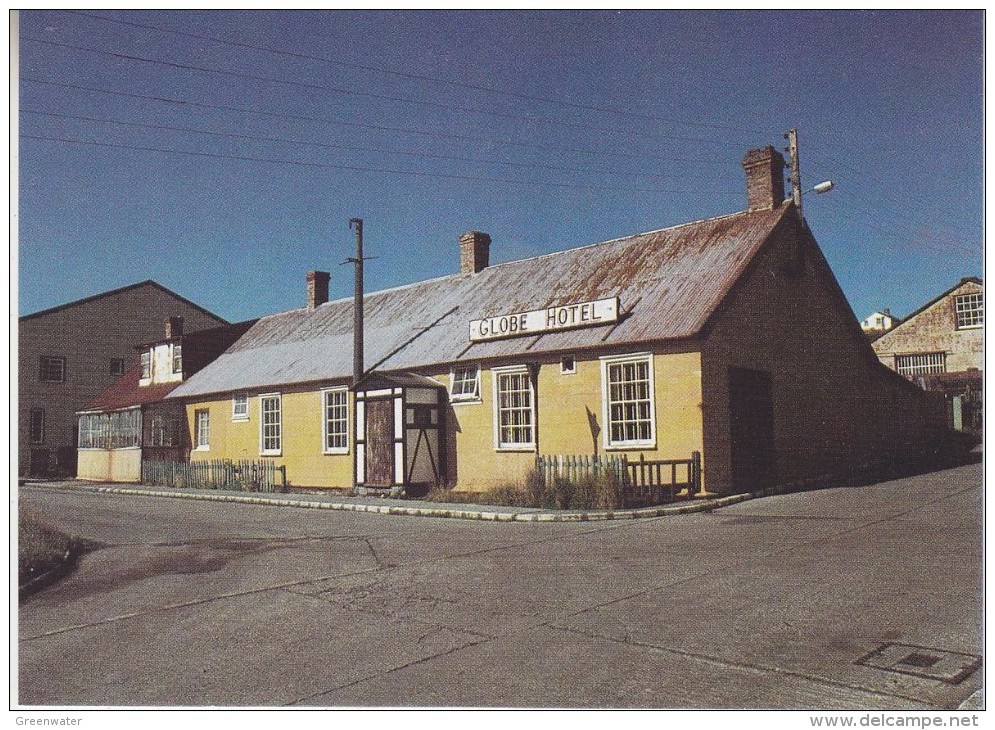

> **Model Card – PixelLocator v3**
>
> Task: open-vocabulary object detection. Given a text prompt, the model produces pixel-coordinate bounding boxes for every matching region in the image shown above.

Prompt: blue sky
[16,10,983,324]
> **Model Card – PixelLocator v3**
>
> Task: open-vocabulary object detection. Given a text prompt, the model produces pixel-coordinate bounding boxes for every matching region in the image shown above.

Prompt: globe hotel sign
[469,297,620,342]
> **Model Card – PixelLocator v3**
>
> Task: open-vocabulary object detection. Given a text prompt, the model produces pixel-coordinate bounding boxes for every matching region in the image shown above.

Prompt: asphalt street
[17,462,983,708]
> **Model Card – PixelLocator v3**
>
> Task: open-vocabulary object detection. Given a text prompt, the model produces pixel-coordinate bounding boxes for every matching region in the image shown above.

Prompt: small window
[955,293,983,329]
[29,409,45,444]
[493,366,535,449]
[260,394,282,455]
[110,358,126,376]
[450,364,481,402]
[149,415,179,447]
[560,356,576,374]
[232,394,249,421]
[194,409,210,450]
[172,344,183,374]
[323,388,349,453]
[895,352,947,376]
[140,351,151,379]
[39,356,65,383]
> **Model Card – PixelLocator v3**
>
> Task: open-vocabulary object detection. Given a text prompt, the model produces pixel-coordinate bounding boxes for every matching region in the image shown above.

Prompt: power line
[63,9,764,137]
[22,133,743,196]
[22,35,731,147]
[807,148,981,240]
[22,77,735,166]
[828,188,979,255]
[22,109,730,181]
[819,204,979,258]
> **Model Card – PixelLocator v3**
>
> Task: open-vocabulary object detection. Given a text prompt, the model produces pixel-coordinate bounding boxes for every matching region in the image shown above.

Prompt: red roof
[80,364,183,412]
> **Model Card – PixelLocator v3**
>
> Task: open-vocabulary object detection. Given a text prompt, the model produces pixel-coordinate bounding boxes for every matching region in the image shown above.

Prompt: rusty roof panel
[170,205,789,398]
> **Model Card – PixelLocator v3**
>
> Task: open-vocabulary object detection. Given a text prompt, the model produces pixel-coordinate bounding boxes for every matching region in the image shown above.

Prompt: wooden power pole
[785,128,802,213]
[349,218,364,389]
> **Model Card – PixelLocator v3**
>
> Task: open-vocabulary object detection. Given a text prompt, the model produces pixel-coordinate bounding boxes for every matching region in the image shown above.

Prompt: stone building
[18,281,227,476]
[872,278,983,432]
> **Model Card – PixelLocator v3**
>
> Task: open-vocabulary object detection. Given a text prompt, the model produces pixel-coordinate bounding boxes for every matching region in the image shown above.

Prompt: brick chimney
[164,316,184,339]
[306,270,330,309]
[741,146,786,211]
[459,230,491,275]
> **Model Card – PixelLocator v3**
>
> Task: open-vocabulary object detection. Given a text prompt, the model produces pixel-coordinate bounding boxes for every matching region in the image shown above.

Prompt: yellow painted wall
[435,350,703,492]
[186,388,354,489]
[182,349,703,492]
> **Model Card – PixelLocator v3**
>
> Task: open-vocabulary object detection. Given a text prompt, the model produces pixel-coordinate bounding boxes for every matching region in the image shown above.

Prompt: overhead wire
[21,133,743,196]
[807,148,981,240]
[22,35,734,147]
[62,9,765,137]
[22,77,734,166]
[20,17,978,253]
[22,108,731,181]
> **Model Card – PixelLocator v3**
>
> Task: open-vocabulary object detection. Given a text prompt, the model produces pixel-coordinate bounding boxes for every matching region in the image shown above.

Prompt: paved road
[18,463,983,708]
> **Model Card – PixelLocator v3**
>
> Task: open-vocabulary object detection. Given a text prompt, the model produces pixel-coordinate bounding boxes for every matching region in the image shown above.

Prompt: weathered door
[365,398,395,486]
[728,367,776,490]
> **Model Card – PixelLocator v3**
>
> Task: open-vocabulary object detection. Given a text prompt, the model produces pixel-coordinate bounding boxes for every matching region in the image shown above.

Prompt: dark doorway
[728,367,776,490]
[365,399,395,486]
[29,448,50,476]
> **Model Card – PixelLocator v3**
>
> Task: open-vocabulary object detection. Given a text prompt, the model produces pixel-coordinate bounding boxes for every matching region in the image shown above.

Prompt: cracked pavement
[17,462,983,708]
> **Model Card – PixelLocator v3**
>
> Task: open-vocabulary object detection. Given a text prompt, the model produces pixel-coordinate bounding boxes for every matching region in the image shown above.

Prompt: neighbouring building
[164,144,947,496]
[872,278,983,433]
[19,281,229,477]
[76,317,257,482]
[861,309,898,336]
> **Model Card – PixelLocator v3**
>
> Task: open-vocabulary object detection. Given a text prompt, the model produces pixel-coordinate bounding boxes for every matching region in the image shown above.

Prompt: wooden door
[728,367,776,490]
[365,399,395,486]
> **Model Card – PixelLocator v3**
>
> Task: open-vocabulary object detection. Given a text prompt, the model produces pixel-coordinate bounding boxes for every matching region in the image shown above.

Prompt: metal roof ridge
[472,208,756,274]
[245,207,771,325]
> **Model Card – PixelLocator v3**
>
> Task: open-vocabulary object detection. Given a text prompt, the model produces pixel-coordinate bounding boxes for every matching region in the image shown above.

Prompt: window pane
[605,356,654,446]
[496,370,533,447]
[895,352,947,376]
[261,396,281,452]
[955,293,983,328]
[325,390,348,450]
[39,356,65,382]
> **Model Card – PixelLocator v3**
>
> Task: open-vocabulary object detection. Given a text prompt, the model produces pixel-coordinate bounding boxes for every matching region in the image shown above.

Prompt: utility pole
[785,128,802,213]
[348,218,364,389]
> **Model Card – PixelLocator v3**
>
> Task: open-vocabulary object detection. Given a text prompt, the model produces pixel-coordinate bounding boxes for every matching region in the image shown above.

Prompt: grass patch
[19,512,79,587]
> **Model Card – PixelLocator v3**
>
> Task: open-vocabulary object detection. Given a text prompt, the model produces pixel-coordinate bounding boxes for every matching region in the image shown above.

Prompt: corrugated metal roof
[169,204,791,399]
[80,365,183,412]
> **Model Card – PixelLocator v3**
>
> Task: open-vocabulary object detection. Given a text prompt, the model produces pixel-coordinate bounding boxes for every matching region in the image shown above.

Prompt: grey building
[19,281,228,476]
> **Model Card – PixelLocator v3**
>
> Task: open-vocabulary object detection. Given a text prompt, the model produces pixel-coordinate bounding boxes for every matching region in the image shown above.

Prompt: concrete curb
[59,483,755,522]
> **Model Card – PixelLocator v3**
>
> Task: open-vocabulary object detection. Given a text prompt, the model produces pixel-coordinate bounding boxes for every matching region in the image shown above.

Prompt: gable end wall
[701,212,946,494]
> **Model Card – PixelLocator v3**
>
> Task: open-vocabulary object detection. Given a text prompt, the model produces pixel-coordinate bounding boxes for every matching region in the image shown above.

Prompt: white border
[448,363,481,403]
[599,352,656,450]
[491,364,536,451]
[259,392,282,456]
[321,387,350,455]
[231,393,249,422]
[194,408,210,451]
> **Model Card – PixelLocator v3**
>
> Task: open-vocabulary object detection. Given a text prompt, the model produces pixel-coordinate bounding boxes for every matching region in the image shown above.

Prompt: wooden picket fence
[535,451,701,507]
[141,459,287,493]
[534,454,626,486]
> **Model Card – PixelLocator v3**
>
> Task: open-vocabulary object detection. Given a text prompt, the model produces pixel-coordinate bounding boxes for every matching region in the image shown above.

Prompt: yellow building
[166,145,946,496]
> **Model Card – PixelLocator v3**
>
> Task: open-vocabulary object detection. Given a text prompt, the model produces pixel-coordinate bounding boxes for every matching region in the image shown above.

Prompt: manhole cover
[857,643,981,684]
